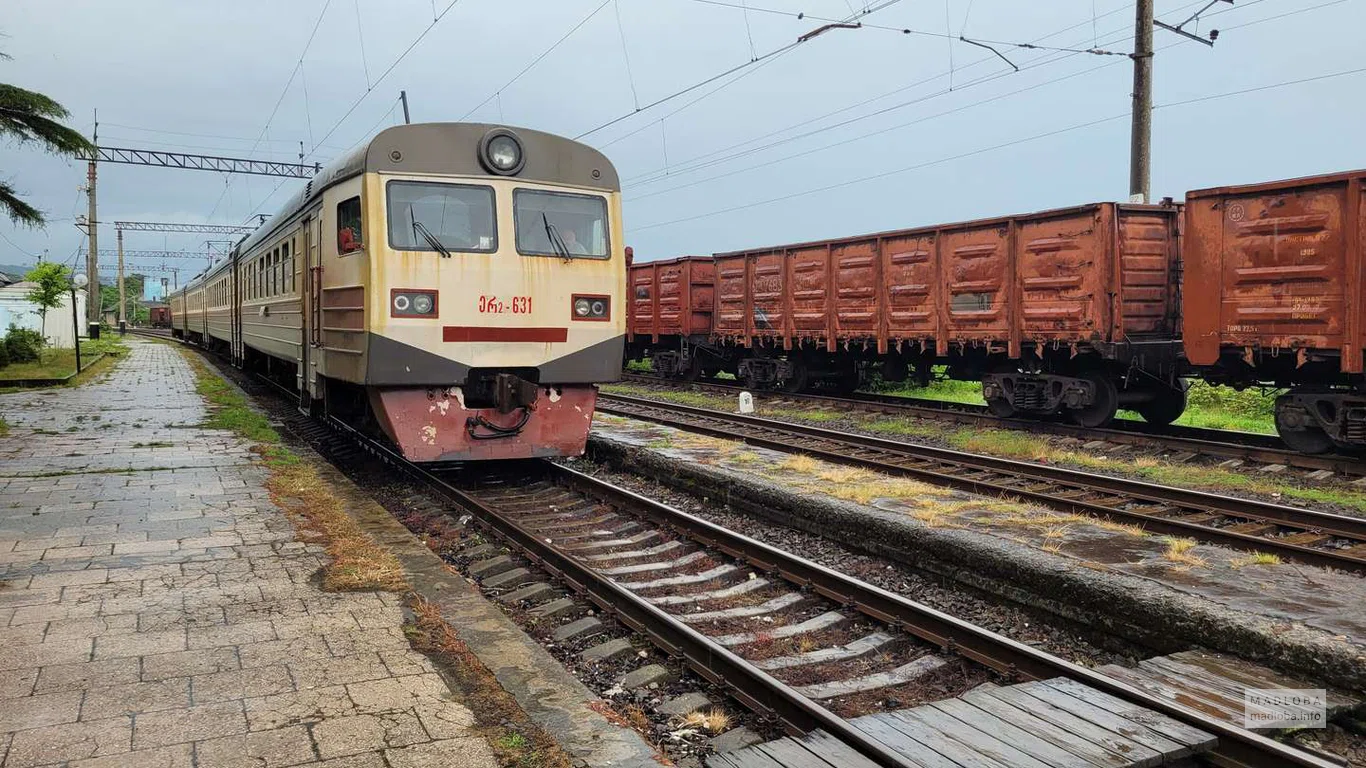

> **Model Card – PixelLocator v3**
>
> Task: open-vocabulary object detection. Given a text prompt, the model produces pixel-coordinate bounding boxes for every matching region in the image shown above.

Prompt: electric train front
[361,124,624,462]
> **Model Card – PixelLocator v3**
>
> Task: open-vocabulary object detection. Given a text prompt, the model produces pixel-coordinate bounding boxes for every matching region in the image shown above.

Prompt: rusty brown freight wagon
[711,202,1187,426]
[625,256,718,378]
[1183,170,1366,453]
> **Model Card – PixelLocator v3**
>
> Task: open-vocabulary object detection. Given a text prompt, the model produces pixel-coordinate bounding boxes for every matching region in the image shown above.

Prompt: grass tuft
[1162,537,1207,567]
[681,708,732,733]
[1230,552,1282,568]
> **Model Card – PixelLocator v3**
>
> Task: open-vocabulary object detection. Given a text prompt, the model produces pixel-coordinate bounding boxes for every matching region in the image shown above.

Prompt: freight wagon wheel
[780,365,809,393]
[1135,381,1189,426]
[986,397,1017,418]
[1069,372,1119,428]
[1275,398,1335,455]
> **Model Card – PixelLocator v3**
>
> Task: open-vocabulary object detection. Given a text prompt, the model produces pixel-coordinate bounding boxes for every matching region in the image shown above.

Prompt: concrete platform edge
[589,433,1366,693]
[303,456,665,768]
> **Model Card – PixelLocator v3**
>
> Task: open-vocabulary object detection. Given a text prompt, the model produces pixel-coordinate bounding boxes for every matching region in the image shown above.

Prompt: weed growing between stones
[405,596,573,768]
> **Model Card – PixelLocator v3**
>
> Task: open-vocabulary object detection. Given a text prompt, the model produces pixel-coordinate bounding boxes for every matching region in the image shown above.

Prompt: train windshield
[386,181,496,253]
[513,189,609,259]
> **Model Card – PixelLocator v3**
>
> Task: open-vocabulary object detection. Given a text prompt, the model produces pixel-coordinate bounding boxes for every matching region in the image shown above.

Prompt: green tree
[23,261,71,336]
[0,61,95,226]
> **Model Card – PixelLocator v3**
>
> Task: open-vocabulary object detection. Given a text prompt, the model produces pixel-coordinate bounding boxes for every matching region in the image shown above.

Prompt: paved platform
[0,340,498,768]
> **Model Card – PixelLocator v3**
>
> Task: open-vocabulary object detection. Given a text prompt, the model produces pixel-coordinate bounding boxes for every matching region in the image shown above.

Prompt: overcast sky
[2,0,1362,282]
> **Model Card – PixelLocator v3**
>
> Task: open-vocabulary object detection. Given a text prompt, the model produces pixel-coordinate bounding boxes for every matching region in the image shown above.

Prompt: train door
[231,252,243,365]
[299,213,322,411]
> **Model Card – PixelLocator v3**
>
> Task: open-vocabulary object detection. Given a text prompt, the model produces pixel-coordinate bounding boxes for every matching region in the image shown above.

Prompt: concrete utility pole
[1129,0,1154,204]
[116,228,126,331]
[85,114,100,326]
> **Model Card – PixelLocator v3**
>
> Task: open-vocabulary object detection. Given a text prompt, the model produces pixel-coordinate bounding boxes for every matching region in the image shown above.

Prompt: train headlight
[571,294,610,321]
[479,129,525,176]
[391,290,438,317]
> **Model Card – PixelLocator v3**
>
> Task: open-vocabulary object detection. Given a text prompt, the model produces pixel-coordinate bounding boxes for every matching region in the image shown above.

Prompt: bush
[1186,380,1278,418]
[0,338,9,369]
[4,325,45,364]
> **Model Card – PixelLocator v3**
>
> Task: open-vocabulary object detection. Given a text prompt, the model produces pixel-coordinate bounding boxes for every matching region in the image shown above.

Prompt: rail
[597,392,1366,575]
[617,374,1366,477]
[320,414,1334,768]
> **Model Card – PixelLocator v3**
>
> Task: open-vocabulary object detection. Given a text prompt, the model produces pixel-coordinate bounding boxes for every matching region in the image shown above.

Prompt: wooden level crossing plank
[1167,650,1360,712]
[704,675,1216,768]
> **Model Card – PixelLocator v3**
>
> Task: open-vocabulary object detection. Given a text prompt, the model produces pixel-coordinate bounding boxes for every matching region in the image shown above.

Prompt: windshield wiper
[542,213,572,261]
[410,205,451,258]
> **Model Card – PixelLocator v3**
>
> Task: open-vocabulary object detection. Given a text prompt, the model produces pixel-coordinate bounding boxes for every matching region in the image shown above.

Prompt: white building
[0,282,89,347]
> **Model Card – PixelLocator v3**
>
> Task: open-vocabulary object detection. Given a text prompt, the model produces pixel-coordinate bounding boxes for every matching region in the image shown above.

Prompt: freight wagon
[1183,170,1366,453]
[629,202,1189,429]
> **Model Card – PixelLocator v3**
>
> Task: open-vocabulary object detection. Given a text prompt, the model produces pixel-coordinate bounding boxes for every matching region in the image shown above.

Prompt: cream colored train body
[171,123,625,462]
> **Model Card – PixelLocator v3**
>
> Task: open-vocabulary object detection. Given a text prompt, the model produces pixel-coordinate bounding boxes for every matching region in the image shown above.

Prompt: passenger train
[171,123,625,462]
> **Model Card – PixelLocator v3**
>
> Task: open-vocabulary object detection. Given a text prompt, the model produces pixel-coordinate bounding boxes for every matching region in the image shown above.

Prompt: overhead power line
[633,65,1366,233]
[459,0,614,121]
[623,0,1310,196]
[575,0,907,140]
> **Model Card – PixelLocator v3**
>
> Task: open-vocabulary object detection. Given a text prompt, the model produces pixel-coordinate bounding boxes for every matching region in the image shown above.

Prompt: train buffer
[708,651,1361,767]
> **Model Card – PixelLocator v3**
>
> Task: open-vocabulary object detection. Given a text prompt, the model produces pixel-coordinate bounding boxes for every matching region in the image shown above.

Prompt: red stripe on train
[442,326,568,343]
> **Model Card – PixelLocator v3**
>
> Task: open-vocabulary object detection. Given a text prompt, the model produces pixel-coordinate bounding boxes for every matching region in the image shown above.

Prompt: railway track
[282,414,1332,768]
[597,392,1366,575]
[170,341,1343,767]
[618,373,1366,479]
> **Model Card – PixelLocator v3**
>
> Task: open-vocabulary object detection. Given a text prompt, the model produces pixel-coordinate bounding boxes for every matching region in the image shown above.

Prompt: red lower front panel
[369,386,598,462]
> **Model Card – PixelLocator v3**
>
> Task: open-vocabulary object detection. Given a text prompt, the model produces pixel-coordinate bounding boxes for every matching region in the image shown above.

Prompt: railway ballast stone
[589,432,1366,691]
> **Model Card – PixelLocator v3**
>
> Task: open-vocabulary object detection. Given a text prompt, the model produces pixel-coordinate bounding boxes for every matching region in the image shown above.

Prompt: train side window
[273,247,281,296]
[338,197,363,254]
[282,241,292,294]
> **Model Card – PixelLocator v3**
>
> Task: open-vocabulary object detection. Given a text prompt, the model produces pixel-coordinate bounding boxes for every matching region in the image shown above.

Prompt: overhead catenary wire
[612,0,642,109]
[458,0,613,121]
[632,64,1366,233]
[305,0,466,161]
[623,0,1292,191]
[574,0,907,140]
[621,0,1147,185]
[623,0,1329,202]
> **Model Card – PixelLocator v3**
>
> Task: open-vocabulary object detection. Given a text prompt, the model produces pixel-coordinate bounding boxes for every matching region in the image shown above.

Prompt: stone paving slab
[0,340,499,768]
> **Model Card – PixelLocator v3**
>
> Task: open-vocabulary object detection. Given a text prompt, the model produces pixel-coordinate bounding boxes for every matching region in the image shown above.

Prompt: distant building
[0,272,15,288]
[0,282,89,347]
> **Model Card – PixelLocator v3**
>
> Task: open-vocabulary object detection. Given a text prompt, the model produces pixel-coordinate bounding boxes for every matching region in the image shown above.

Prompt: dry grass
[1162,537,1207,567]
[778,454,820,474]
[262,454,407,592]
[406,597,572,768]
[1041,540,1064,554]
[681,708,732,733]
[180,348,405,593]
[1230,551,1283,568]
[1042,524,1071,540]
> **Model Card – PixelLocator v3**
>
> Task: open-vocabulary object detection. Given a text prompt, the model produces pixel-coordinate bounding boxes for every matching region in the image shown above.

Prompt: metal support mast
[1129,0,1154,204]
[85,115,99,324]
[117,229,126,332]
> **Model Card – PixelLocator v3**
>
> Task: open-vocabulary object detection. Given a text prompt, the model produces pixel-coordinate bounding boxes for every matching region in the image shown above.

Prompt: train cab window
[386,181,495,253]
[513,189,608,259]
[338,197,363,254]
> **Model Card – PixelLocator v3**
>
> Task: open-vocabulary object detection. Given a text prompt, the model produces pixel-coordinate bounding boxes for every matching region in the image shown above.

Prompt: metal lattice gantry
[113,220,256,235]
[83,249,209,260]
[93,146,319,178]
